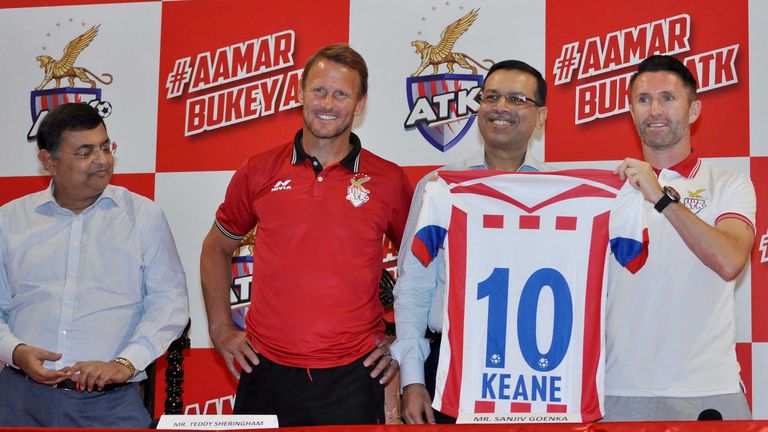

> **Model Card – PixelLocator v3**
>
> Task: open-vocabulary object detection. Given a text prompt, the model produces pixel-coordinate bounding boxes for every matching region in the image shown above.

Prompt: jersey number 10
[477,267,573,372]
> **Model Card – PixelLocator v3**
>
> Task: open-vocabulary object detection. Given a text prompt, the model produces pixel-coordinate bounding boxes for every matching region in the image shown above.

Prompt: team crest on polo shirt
[683,188,708,214]
[346,174,371,207]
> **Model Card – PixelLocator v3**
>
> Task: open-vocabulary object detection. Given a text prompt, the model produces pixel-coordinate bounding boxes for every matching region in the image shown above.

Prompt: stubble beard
[637,119,684,152]
[303,111,351,141]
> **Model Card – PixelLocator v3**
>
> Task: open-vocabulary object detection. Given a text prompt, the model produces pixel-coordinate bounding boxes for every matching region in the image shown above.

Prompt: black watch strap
[654,186,680,213]
[654,194,673,213]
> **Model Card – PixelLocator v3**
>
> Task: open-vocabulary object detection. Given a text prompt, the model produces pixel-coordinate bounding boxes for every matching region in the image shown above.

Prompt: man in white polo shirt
[606,55,756,421]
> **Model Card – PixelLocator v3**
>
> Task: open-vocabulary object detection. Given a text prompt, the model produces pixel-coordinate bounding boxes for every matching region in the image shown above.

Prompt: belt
[6,365,132,392]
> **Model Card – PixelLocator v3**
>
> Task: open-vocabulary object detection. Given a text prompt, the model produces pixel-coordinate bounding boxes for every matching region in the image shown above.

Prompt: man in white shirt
[606,55,755,421]
[0,103,189,428]
[392,60,549,423]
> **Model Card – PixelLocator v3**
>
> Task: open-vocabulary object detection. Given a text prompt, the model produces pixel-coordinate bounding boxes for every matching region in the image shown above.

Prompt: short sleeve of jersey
[608,181,649,274]
[215,161,258,240]
[411,178,452,266]
[715,172,756,233]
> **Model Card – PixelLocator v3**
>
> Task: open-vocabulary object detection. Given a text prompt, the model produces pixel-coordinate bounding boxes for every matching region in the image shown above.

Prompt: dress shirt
[0,184,189,381]
[391,149,550,389]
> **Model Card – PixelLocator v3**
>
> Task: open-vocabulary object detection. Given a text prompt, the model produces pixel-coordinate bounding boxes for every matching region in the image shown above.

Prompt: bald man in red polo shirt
[201,44,412,427]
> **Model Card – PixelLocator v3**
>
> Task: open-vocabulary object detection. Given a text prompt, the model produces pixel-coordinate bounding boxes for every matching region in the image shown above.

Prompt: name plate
[156,415,279,430]
[456,412,579,423]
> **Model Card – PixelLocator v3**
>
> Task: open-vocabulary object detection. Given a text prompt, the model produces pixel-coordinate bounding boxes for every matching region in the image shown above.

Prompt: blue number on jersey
[478,268,510,368]
[479,267,573,372]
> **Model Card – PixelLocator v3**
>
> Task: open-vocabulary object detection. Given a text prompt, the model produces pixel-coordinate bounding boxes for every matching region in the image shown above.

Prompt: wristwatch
[113,357,136,378]
[654,185,680,213]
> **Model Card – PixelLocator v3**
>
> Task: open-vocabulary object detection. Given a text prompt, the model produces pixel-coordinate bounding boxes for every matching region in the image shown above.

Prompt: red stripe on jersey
[483,214,504,229]
[442,207,469,417]
[556,216,577,230]
[412,237,433,266]
[519,215,540,229]
[581,211,610,423]
[474,400,495,413]
[689,158,701,178]
[452,183,616,214]
[547,404,568,413]
[510,402,532,412]
[716,212,756,234]
[624,228,649,274]
[439,169,625,190]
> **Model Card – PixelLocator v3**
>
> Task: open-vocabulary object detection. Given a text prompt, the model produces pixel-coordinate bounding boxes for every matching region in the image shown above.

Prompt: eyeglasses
[478,92,541,108]
[58,141,117,159]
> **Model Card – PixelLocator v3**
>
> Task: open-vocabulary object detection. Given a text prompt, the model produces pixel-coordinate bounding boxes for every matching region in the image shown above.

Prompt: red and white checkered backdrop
[1,0,766,419]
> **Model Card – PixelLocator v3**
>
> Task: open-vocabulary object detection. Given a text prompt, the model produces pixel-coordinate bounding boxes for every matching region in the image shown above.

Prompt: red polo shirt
[215,130,413,368]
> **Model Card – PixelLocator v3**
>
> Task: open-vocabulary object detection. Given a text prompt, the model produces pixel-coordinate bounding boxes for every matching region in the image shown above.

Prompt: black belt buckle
[53,379,79,391]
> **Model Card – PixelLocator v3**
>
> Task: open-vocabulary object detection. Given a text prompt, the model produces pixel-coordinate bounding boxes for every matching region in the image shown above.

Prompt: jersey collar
[291,129,362,173]
[652,152,700,179]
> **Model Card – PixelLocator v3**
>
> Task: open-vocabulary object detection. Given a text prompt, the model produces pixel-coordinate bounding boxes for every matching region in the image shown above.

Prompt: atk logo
[230,229,254,331]
[270,179,292,191]
[28,24,114,141]
[409,9,493,78]
[682,188,707,214]
[552,13,739,125]
[759,228,768,264]
[382,237,398,276]
[404,8,493,153]
[346,174,371,208]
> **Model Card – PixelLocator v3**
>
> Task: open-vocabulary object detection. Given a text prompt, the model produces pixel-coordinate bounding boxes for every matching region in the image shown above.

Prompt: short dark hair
[37,103,105,155]
[483,60,547,106]
[629,55,698,99]
[302,44,369,97]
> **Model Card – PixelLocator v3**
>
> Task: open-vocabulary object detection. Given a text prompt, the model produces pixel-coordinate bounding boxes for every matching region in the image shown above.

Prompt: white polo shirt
[605,155,756,397]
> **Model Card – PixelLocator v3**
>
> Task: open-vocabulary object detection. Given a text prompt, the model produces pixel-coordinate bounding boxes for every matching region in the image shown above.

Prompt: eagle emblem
[683,188,707,214]
[346,175,371,207]
[35,25,114,90]
[410,9,494,77]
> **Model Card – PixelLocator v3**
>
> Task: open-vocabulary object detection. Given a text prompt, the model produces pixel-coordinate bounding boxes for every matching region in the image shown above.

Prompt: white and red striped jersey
[411,170,648,423]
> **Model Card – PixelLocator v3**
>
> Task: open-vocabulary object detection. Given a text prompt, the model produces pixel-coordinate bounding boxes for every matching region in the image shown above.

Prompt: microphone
[697,409,723,421]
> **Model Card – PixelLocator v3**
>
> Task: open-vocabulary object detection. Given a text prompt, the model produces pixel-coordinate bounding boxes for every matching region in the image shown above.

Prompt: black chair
[142,320,191,418]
